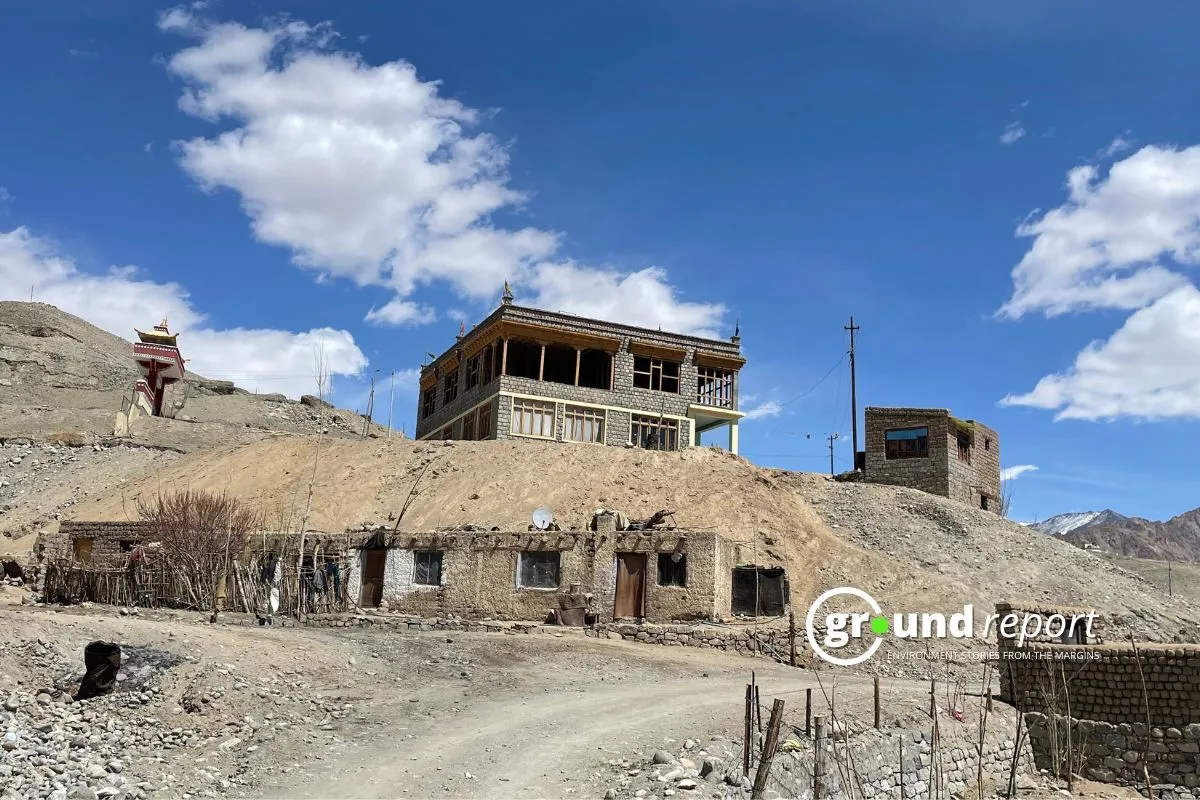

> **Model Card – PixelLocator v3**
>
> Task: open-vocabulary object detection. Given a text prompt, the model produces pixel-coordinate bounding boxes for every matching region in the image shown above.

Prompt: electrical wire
[776,353,846,409]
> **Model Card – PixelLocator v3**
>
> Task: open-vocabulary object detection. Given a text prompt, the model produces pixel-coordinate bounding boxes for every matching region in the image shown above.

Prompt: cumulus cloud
[742,400,783,421]
[158,7,725,337]
[0,226,367,399]
[1000,464,1038,481]
[999,145,1200,420]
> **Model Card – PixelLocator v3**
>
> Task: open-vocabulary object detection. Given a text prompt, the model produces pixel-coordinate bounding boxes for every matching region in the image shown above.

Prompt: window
[421,387,436,419]
[482,343,496,384]
[633,356,680,393]
[413,551,444,586]
[511,398,555,438]
[957,431,972,464]
[631,415,679,451]
[462,412,476,441]
[119,540,137,552]
[477,401,492,439]
[465,356,480,390]
[696,367,734,408]
[658,553,687,587]
[72,537,94,564]
[884,427,928,459]
[731,567,789,617]
[565,405,604,444]
[517,551,560,589]
[980,496,990,511]
[984,437,991,451]
[443,370,459,404]
[440,425,453,440]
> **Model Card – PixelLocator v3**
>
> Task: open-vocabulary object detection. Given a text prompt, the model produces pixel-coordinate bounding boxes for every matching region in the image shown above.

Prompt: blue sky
[2,0,1199,523]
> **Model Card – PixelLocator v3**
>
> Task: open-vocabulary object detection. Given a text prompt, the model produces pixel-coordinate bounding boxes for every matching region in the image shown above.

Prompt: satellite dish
[532,507,554,530]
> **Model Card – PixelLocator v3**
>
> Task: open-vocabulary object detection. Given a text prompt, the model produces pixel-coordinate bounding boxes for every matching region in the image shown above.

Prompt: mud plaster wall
[349,530,724,622]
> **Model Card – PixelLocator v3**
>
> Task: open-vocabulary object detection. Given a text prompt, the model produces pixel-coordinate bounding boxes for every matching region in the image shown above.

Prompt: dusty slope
[76,437,1199,641]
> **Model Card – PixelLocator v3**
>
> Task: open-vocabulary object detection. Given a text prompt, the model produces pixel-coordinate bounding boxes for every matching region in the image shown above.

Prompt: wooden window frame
[564,404,605,444]
[695,366,734,408]
[632,356,681,394]
[477,401,492,439]
[443,370,459,404]
[657,553,687,587]
[421,387,436,419]
[631,414,679,451]
[517,551,560,590]
[957,430,972,464]
[462,412,476,441]
[884,427,928,459]
[511,398,556,439]
[413,550,444,586]
[440,425,453,440]
[465,356,480,390]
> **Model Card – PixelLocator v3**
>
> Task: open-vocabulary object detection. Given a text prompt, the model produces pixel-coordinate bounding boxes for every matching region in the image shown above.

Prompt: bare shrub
[48,432,86,447]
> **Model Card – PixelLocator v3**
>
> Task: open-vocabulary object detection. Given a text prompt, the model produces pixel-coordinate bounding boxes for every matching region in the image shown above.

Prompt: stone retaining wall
[1026,712,1200,792]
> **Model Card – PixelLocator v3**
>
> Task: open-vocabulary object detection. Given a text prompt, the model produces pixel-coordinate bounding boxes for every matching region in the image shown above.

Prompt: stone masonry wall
[49,521,156,567]
[416,302,738,440]
[1001,643,1200,727]
[1026,712,1200,791]
[946,419,1001,510]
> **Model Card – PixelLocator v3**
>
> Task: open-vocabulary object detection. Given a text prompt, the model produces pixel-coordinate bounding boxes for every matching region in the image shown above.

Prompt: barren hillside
[75,437,1199,643]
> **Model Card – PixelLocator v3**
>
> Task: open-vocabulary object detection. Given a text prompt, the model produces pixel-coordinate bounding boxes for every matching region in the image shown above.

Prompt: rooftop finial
[731,319,741,344]
[156,316,169,333]
[457,321,466,340]
[502,280,514,305]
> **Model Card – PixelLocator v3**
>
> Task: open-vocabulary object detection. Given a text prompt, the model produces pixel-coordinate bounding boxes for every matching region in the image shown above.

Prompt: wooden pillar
[609,352,615,391]
[574,348,581,386]
[501,338,508,376]
[538,343,546,381]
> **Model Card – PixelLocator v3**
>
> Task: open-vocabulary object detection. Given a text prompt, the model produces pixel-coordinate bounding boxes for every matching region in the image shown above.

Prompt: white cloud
[1000,145,1200,420]
[1097,131,1134,160]
[1000,121,1026,145]
[1000,464,1038,481]
[741,400,783,421]
[0,187,11,202]
[0,226,367,399]
[158,8,725,338]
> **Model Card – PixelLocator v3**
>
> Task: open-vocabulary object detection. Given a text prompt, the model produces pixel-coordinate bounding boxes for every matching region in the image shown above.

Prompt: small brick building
[863,407,1001,512]
[414,290,746,453]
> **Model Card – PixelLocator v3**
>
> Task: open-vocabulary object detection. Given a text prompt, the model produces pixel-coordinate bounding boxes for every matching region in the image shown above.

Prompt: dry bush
[48,432,86,447]
[135,488,263,585]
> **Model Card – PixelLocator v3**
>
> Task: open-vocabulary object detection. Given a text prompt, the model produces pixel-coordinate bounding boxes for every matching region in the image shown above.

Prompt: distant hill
[1029,506,1200,562]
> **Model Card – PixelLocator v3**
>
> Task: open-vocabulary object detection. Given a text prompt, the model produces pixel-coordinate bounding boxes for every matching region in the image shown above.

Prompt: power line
[777,354,846,409]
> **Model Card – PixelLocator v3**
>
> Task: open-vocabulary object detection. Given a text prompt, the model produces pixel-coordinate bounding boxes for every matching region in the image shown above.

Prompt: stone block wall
[47,521,156,567]
[1001,643,1200,727]
[1026,713,1200,790]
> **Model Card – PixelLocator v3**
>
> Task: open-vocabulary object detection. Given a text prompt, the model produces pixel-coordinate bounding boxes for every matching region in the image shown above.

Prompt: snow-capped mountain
[1027,509,1129,536]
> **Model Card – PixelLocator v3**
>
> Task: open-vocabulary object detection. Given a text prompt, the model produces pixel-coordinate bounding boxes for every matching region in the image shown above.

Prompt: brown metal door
[614,553,647,620]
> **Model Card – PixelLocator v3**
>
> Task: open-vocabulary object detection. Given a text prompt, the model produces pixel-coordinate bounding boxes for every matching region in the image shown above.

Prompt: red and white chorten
[133,319,185,417]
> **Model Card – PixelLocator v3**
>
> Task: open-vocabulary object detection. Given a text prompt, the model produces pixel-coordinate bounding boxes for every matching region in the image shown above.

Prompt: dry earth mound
[76,437,1199,643]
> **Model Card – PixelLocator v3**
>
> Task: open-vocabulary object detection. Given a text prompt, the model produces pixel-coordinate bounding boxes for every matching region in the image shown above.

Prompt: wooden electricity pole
[387,369,396,438]
[827,433,840,476]
[844,316,860,463]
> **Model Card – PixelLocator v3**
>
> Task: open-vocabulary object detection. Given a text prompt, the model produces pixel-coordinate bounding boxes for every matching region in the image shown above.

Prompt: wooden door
[614,553,647,620]
[359,549,387,608]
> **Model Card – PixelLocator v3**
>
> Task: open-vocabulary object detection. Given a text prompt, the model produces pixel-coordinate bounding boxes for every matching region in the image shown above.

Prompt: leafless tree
[1000,479,1014,519]
[295,339,332,620]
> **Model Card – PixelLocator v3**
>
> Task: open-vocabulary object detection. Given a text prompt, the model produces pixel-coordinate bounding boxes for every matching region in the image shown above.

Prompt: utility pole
[387,369,396,439]
[362,370,378,439]
[827,433,840,476]
[1169,559,1173,597]
[844,316,860,465]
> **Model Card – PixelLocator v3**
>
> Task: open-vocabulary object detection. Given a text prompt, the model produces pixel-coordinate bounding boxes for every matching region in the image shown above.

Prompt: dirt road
[250,631,901,800]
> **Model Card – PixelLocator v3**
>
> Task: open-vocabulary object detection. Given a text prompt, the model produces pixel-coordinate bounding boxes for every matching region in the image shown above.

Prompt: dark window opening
[632,415,679,451]
[957,431,972,464]
[119,540,137,553]
[440,425,453,440]
[731,567,788,617]
[657,553,687,587]
[462,412,476,441]
[443,370,459,404]
[465,356,480,390]
[477,401,492,439]
[541,344,577,385]
[413,551,444,586]
[633,356,680,393]
[421,387,436,419]
[578,349,612,390]
[980,495,989,511]
[505,339,542,380]
[482,343,496,384]
[884,427,928,459]
[518,551,560,589]
[984,437,991,451]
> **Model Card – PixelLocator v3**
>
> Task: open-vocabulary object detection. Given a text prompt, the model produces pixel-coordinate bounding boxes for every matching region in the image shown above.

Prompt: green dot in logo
[870,615,890,635]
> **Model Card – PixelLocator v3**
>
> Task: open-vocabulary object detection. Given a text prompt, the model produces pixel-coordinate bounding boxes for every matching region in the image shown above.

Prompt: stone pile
[601,736,746,800]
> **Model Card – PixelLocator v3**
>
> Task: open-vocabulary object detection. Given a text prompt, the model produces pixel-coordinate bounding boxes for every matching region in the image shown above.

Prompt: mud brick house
[346,514,790,624]
[863,406,1001,512]
[414,289,746,453]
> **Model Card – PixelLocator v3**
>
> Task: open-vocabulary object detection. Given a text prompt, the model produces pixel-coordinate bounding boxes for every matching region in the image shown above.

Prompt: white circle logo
[805,586,885,667]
